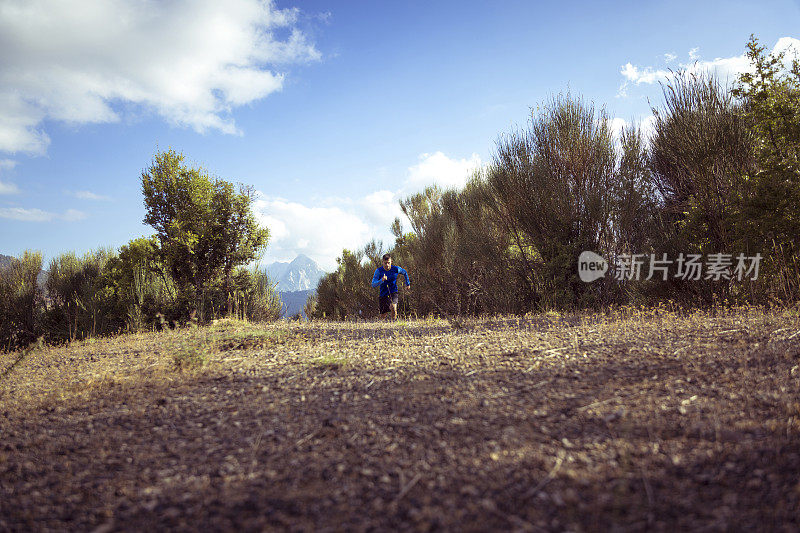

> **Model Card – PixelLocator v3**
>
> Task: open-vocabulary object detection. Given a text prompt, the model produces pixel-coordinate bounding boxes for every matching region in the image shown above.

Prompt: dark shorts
[379,292,399,314]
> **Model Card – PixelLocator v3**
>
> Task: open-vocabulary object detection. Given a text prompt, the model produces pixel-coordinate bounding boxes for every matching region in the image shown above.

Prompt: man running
[371,253,411,321]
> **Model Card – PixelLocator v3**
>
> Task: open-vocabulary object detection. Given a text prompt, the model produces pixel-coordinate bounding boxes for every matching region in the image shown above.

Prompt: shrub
[0,251,43,351]
[646,72,756,304]
[237,267,282,322]
[44,248,118,342]
[487,93,619,310]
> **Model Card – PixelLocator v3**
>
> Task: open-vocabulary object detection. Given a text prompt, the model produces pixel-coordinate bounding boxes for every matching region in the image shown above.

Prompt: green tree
[228,267,282,322]
[0,251,43,350]
[399,186,459,314]
[734,35,800,182]
[397,179,521,316]
[105,236,176,331]
[44,249,116,341]
[732,35,800,300]
[444,175,527,314]
[649,72,755,253]
[140,150,269,321]
[210,182,270,315]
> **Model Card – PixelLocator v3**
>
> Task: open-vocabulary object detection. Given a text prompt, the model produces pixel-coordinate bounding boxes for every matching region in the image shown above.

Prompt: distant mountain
[262,255,326,318]
[265,261,290,284]
[279,289,313,319]
[266,254,326,292]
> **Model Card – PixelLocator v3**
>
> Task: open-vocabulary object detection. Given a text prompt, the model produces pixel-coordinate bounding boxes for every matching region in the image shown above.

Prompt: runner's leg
[379,295,391,320]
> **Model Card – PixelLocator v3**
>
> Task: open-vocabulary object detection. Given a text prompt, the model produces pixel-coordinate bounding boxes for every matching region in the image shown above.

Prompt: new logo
[578,251,608,282]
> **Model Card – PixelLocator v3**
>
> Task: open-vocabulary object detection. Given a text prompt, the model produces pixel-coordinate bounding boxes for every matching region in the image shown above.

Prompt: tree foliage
[0,251,43,350]
[644,72,757,303]
[487,94,620,309]
[731,36,800,300]
[141,150,269,320]
[43,249,119,342]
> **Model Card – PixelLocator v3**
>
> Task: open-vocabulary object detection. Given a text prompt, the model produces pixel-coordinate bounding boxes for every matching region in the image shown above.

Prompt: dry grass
[1,307,799,531]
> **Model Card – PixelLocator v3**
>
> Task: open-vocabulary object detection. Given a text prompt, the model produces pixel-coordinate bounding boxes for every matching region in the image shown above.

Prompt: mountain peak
[266,254,326,292]
[291,254,315,265]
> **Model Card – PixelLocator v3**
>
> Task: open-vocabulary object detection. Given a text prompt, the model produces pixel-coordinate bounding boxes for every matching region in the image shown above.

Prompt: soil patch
[1,309,799,531]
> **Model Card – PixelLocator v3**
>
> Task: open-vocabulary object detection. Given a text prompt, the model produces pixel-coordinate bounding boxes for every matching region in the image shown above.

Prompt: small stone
[460,485,480,496]
[480,498,497,511]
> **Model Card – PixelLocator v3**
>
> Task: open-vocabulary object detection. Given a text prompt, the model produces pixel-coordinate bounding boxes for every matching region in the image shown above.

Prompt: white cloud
[253,195,371,271]
[0,181,20,194]
[70,190,111,201]
[0,206,87,221]
[361,189,404,229]
[0,207,53,222]
[640,115,657,142]
[364,190,395,204]
[252,152,484,271]
[63,209,88,221]
[609,115,657,147]
[774,37,800,61]
[610,117,629,140]
[665,52,677,63]
[0,94,51,154]
[403,151,482,193]
[620,63,672,85]
[619,38,800,92]
[684,54,754,83]
[0,0,320,154]
[253,152,481,272]
[362,151,483,230]
[0,159,20,193]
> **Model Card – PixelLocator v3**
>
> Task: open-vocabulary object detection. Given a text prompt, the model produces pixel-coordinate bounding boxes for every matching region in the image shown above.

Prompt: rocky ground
[1,306,799,532]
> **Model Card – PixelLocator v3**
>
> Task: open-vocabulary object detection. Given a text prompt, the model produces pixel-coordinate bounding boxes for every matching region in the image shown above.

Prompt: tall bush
[395,179,524,316]
[487,94,618,309]
[105,236,176,331]
[0,251,43,350]
[141,149,269,322]
[732,35,800,301]
[232,267,282,322]
[44,249,117,342]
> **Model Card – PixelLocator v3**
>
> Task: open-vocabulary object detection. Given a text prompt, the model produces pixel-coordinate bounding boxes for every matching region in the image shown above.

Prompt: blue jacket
[371,265,411,297]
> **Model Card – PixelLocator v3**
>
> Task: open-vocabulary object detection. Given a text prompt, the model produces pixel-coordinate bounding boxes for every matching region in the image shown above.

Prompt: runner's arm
[371,268,384,287]
[398,266,411,287]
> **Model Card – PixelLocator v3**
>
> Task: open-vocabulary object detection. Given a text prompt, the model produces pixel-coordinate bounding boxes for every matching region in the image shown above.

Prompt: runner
[371,253,411,321]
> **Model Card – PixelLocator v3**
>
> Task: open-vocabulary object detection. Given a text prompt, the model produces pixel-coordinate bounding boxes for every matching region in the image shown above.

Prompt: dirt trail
[1,309,799,531]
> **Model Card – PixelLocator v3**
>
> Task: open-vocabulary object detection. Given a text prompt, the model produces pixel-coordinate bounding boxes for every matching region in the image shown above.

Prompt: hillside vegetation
[314,36,800,319]
[1,307,799,531]
[3,35,800,350]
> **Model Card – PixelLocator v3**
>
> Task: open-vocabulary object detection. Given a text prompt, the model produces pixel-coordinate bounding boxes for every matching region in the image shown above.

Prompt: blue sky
[1,0,798,271]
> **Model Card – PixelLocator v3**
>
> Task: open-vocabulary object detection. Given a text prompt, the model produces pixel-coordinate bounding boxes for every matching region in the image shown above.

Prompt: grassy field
[1,307,799,531]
